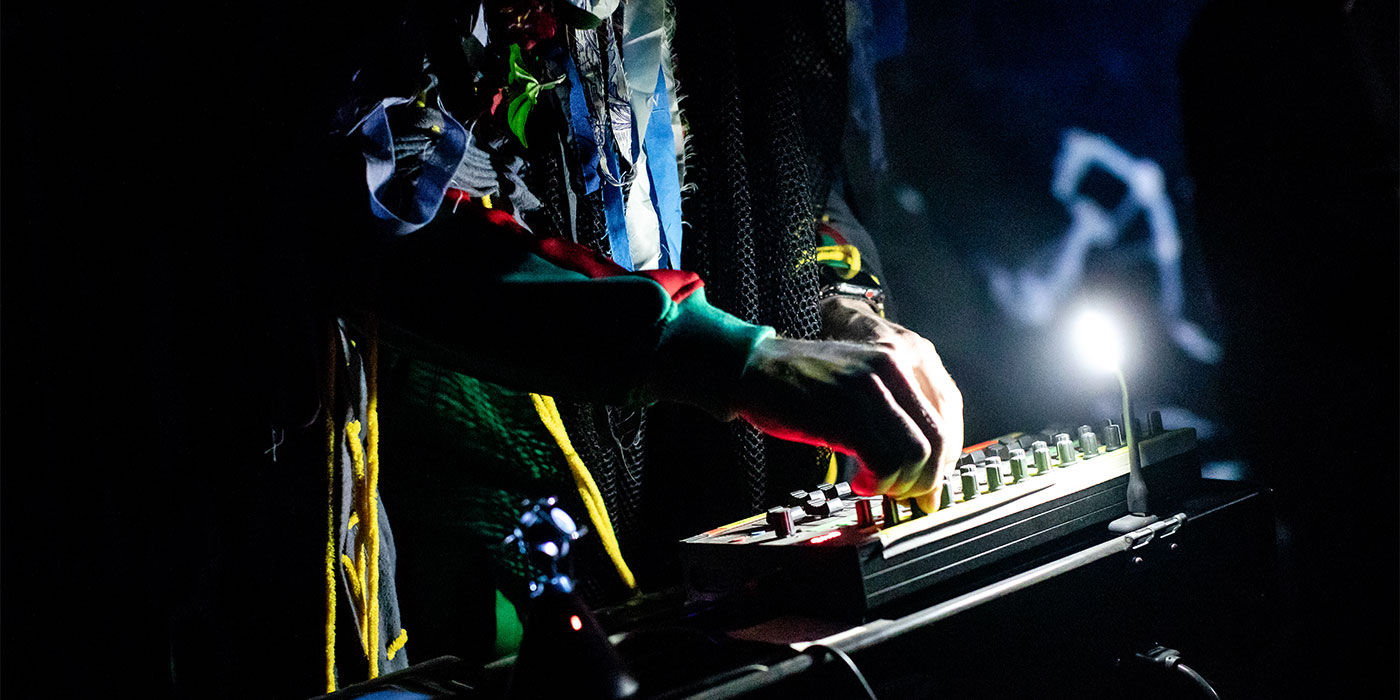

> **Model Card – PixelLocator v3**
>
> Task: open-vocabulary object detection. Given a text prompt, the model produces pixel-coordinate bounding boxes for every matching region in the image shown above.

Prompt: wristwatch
[819,281,886,317]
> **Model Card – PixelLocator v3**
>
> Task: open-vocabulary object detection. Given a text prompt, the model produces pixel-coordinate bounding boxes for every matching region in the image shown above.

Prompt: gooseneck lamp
[1071,310,1156,531]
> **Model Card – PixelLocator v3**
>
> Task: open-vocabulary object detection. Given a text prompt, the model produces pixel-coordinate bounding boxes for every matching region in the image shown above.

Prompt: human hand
[817,296,965,511]
[734,335,951,511]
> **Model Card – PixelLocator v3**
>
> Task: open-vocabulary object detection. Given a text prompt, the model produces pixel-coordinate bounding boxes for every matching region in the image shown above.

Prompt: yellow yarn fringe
[529,393,637,591]
[324,323,339,693]
[363,316,383,678]
[325,316,395,687]
[386,628,409,661]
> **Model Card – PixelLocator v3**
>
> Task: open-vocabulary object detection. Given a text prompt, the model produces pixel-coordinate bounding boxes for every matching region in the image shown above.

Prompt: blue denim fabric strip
[355,95,469,236]
[601,140,632,270]
[643,67,682,270]
[564,55,602,195]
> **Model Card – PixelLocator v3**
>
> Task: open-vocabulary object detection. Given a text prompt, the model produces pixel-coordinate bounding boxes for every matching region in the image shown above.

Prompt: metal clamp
[1124,512,1187,550]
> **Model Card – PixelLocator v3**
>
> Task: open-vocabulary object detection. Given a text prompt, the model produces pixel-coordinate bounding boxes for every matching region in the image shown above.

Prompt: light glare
[1072,309,1123,373]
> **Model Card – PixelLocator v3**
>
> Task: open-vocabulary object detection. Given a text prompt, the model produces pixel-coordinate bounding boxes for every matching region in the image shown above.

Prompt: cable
[1134,646,1222,700]
[1176,663,1221,700]
[804,644,878,700]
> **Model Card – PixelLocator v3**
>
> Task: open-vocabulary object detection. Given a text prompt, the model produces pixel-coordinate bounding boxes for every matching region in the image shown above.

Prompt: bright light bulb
[1072,309,1123,373]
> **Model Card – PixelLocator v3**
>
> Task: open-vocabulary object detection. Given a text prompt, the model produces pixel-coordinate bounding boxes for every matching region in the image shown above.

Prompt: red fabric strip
[481,208,703,302]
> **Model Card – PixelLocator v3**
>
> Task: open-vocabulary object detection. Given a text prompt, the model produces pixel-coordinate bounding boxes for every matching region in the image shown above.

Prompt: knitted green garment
[377,356,569,658]
[392,358,564,552]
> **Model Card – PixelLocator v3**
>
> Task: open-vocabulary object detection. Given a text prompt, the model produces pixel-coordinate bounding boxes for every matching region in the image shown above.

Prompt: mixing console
[680,420,1200,617]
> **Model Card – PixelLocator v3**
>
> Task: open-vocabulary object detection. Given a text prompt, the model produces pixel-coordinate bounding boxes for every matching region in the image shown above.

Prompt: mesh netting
[518,88,575,242]
[663,0,850,512]
[559,401,648,547]
[573,188,612,257]
[514,50,649,556]
[505,0,851,588]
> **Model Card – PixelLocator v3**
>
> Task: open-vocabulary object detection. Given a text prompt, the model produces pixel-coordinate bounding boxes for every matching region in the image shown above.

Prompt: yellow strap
[815,244,862,280]
[529,393,637,590]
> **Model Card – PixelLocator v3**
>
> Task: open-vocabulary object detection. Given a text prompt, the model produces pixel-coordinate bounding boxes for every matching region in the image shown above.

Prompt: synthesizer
[679,419,1200,617]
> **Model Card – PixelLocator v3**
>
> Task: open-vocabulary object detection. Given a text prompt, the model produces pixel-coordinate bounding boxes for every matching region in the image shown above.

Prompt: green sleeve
[633,288,775,418]
[372,222,773,414]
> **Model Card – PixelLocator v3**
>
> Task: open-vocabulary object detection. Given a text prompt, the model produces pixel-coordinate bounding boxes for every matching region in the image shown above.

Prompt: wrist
[636,289,776,420]
[820,295,900,345]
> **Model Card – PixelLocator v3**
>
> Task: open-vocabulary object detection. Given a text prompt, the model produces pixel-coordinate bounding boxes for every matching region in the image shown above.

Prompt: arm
[373,204,769,418]
[350,92,945,500]
[371,203,946,498]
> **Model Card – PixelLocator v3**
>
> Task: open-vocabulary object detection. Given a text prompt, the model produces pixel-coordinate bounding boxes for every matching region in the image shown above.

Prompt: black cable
[1134,646,1223,700]
[1175,663,1222,700]
[804,644,878,700]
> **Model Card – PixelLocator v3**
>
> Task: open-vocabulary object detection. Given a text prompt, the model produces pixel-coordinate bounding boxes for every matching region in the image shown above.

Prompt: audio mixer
[680,419,1200,617]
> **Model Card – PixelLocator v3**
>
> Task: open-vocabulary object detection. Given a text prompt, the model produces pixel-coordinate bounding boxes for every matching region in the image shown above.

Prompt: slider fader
[680,419,1201,618]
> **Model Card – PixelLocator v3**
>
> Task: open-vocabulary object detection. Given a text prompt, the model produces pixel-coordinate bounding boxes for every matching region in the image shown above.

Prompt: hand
[818,297,965,511]
[734,336,948,511]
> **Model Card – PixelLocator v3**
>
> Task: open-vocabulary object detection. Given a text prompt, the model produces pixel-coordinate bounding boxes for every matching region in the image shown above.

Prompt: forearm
[373,206,772,414]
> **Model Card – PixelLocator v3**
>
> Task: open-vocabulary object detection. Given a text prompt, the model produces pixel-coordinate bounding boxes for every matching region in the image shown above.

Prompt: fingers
[905,449,943,500]
[914,480,943,514]
[864,350,943,499]
[850,464,899,497]
[833,373,929,497]
[833,313,958,495]
[815,301,966,504]
[902,335,964,496]
[732,337,945,502]
[850,369,932,495]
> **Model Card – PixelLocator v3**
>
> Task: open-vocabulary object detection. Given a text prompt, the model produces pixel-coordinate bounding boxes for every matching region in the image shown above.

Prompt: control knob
[1055,433,1077,466]
[766,506,797,538]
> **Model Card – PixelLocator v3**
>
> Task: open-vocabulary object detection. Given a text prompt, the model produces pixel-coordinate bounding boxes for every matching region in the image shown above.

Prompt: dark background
[3,1,1395,697]
[867,0,1222,443]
